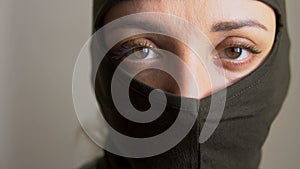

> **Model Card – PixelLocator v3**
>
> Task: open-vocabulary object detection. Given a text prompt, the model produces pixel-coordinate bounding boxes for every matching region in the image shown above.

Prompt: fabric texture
[82,0,291,168]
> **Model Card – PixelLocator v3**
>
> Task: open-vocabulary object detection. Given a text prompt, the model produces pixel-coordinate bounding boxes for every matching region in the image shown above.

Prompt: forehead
[104,0,274,26]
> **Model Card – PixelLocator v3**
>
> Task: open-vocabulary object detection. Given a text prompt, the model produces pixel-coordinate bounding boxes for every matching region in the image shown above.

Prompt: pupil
[232,48,240,53]
[134,48,149,59]
[226,47,242,59]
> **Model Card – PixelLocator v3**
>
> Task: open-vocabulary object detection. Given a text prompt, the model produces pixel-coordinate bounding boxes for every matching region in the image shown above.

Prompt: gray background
[0,0,299,168]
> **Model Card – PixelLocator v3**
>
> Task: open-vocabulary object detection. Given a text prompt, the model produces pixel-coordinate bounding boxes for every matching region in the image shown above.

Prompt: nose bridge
[174,45,212,99]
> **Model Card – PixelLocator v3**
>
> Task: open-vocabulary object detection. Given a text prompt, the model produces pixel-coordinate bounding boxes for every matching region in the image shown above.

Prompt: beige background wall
[0,0,299,168]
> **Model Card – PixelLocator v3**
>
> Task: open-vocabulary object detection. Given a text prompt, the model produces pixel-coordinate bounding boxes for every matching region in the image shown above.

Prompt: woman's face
[103,0,276,98]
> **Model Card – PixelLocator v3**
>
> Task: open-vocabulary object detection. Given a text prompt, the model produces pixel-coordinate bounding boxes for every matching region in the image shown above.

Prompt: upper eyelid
[215,36,259,48]
[117,38,157,51]
[114,36,263,56]
[216,35,258,45]
[129,39,156,48]
[110,39,156,57]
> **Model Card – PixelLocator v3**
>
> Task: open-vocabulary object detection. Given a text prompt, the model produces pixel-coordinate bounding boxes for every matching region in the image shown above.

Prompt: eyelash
[109,38,262,71]
[110,39,157,61]
[215,40,262,70]
[223,42,261,55]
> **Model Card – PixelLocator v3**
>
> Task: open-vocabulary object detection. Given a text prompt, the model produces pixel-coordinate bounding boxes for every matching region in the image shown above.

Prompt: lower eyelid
[212,46,260,69]
[219,53,257,72]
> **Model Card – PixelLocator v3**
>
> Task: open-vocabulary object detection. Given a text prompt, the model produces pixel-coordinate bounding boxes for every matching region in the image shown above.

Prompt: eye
[223,47,248,60]
[214,37,262,71]
[110,38,159,62]
[128,47,158,60]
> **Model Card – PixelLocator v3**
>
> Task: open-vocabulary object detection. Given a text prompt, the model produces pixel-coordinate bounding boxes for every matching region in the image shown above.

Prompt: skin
[102,0,276,98]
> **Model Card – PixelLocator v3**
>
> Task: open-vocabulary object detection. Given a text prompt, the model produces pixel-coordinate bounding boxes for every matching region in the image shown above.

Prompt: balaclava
[84,0,291,169]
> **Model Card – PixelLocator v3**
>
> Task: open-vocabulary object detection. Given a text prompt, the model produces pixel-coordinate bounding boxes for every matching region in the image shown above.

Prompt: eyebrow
[211,20,268,32]
[107,19,168,34]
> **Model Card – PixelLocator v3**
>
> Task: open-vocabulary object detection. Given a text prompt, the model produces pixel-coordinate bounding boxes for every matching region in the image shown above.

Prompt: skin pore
[102,0,276,99]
